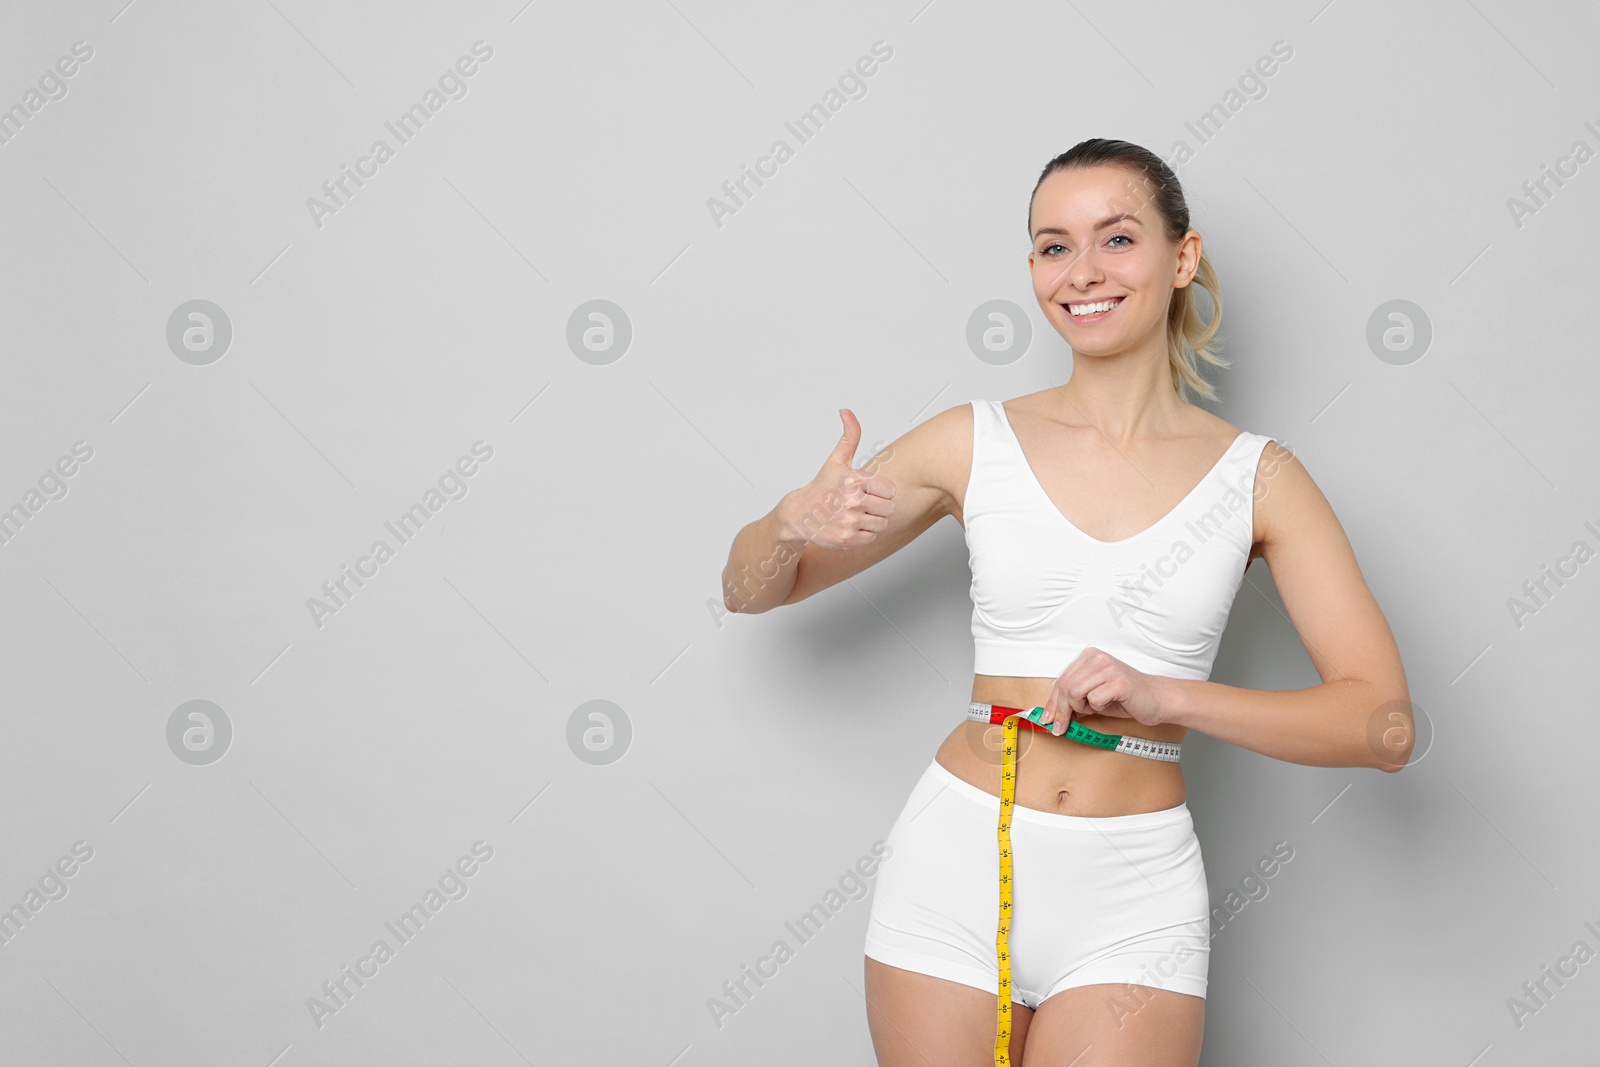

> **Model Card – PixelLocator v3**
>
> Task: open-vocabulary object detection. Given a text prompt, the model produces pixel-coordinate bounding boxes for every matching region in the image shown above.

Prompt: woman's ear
[1173,230,1202,287]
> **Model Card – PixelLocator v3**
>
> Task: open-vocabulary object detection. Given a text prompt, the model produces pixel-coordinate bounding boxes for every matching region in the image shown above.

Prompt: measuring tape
[968,702,1182,1065]
[967,702,1183,761]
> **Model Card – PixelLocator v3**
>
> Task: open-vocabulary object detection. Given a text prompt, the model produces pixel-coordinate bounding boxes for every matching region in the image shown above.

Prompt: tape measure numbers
[969,702,1182,1066]
[967,702,1182,762]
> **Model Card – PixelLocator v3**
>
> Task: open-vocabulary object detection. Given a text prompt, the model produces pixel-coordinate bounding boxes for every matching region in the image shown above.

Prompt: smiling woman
[719,137,1411,1067]
[1025,159,1228,408]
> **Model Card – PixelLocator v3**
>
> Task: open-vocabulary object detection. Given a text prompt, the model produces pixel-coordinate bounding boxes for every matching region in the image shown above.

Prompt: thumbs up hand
[777,409,897,549]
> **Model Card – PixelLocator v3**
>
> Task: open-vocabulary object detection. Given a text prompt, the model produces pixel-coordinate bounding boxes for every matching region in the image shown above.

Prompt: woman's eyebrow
[1032,212,1144,239]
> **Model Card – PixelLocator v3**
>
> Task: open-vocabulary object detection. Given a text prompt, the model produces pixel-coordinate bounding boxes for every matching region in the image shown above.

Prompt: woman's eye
[1039,235,1131,256]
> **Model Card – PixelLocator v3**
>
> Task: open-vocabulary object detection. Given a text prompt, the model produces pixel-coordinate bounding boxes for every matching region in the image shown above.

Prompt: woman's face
[1027,164,1197,354]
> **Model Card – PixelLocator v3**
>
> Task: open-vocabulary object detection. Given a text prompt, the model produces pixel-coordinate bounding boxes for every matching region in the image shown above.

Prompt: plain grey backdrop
[2,0,1597,1064]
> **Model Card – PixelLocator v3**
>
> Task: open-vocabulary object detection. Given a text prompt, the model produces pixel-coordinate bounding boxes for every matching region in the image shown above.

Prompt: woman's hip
[871,757,1208,921]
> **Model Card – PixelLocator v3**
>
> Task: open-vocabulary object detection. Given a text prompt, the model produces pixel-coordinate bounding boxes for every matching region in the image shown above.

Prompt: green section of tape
[1020,706,1122,749]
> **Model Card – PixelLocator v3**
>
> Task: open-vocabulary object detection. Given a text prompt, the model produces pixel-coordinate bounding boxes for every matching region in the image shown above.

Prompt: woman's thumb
[826,407,862,469]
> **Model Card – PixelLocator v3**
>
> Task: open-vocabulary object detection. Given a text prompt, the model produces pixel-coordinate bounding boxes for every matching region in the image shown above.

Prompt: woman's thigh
[863,955,1033,1067]
[1020,983,1203,1067]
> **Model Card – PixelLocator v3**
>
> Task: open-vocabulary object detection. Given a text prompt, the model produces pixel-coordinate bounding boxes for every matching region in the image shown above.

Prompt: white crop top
[964,398,1274,681]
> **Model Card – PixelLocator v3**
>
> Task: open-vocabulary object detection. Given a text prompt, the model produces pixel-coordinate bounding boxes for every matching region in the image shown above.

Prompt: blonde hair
[1029,138,1230,403]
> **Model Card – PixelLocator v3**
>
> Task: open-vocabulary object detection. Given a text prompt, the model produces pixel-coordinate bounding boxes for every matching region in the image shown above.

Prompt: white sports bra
[964,398,1274,681]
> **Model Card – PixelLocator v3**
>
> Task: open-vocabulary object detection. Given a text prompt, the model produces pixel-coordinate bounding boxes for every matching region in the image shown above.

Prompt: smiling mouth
[1063,296,1124,321]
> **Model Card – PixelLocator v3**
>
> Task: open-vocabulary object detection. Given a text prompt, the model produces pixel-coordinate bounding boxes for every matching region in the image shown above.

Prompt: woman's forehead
[1032,168,1157,225]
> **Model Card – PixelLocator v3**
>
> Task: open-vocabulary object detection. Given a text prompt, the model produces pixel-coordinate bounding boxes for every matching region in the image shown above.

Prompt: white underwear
[864,757,1210,1009]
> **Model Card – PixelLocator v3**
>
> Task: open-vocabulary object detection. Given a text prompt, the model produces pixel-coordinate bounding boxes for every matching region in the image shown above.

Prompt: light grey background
[1,0,1596,1064]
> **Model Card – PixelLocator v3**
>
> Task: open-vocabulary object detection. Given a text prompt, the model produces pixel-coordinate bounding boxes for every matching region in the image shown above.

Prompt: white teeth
[1068,298,1121,317]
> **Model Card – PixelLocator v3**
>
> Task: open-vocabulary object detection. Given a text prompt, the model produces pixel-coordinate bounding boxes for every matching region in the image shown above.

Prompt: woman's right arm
[720,404,964,615]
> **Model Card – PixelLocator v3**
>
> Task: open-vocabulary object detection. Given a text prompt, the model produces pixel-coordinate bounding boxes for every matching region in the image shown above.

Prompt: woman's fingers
[1040,691,1070,735]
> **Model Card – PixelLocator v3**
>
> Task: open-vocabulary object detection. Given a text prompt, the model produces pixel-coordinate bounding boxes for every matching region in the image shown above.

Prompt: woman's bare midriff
[934,674,1189,817]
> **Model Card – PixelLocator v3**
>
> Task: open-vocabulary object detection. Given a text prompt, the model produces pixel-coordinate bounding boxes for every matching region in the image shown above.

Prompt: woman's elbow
[1376,744,1413,773]
[1363,693,1416,772]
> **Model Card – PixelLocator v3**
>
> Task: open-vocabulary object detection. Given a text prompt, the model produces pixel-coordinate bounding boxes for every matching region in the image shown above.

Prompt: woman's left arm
[1155,440,1414,772]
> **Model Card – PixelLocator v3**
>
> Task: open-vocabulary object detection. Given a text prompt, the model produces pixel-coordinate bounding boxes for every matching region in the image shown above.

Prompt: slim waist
[966,701,1183,763]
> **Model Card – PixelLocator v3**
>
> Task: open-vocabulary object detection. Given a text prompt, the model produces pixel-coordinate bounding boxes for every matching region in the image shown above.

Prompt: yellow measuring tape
[983,704,1183,1065]
[993,712,1023,1066]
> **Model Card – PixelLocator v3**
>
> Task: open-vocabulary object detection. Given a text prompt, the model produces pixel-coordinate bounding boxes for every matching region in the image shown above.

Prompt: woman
[719,138,1411,1066]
